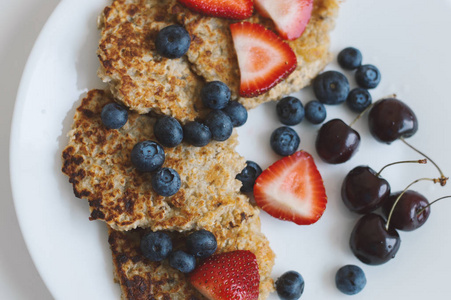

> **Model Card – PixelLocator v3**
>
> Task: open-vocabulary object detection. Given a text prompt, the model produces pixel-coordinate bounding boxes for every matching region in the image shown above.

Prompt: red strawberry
[189,250,260,300]
[177,0,253,20]
[230,22,297,97]
[254,151,327,225]
[255,0,314,40]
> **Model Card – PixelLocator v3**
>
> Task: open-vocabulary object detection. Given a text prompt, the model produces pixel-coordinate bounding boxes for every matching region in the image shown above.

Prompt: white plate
[10,0,451,299]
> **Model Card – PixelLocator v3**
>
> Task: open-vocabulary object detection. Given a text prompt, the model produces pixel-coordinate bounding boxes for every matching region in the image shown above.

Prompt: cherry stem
[349,103,374,128]
[376,159,427,177]
[400,137,448,186]
[385,177,441,231]
[416,195,451,217]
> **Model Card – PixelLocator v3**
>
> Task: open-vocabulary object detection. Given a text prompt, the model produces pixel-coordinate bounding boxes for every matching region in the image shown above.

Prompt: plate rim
[10,1,75,299]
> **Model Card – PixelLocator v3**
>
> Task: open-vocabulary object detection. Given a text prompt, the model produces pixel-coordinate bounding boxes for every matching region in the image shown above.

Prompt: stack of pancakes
[62,0,339,299]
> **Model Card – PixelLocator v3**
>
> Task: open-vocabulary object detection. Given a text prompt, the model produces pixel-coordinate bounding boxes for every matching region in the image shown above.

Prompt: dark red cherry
[350,213,401,265]
[381,190,430,231]
[368,98,418,144]
[315,119,360,164]
[341,166,390,214]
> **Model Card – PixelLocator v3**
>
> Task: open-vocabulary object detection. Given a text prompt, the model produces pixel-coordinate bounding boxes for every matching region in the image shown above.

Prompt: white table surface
[1,0,58,299]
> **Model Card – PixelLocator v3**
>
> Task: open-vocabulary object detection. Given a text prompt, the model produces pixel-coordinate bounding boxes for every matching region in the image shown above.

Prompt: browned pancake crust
[97,0,205,121]
[62,90,249,231]
[170,0,339,109]
[109,197,275,300]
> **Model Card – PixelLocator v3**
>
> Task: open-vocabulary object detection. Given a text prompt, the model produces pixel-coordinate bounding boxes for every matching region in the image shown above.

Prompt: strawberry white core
[260,163,315,217]
[233,35,283,82]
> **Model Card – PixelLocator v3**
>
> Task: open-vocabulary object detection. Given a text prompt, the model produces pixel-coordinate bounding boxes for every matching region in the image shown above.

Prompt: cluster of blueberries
[140,229,217,274]
[268,47,381,159]
[93,107,183,197]
[184,80,248,146]
[100,80,248,197]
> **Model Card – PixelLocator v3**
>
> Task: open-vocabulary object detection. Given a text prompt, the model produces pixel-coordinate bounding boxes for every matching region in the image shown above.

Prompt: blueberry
[169,250,196,273]
[204,110,233,141]
[304,100,327,124]
[335,265,366,295]
[275,271,305,300]
[313,71,350,105]
[186,229,217,258]
[270,127,300,156]
[355,64,381,89]
[276,96,305,126]
[201,81,231,110]
[151,168,181,197]
[236,161,262,193]
[101,102,128,129]
[222,101,248,127]
[140,231,172,262]
[183,121,211,147]
[346,88,372,113]
[338,47,362,70]
[153,116,183,148]
[131,141,165,172]
[155,25,191,59]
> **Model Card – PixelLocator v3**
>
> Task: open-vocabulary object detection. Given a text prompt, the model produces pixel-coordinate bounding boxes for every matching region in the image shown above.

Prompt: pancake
[170,0,339,109]
[109,197,275,299]
[97,0,205,121]
[62,89,247,232]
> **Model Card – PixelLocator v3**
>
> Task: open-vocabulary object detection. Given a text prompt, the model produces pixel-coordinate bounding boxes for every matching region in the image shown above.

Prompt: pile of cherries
[312,49,451,270]
[315,49,450,266]
[345,143,448,266]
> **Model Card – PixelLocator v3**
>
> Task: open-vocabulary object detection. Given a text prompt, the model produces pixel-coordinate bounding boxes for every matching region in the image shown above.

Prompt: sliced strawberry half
[254,151,327,225]
[177,0,253,20]
[230,22,297,97]
[190,250,260,300]
[255,0,314,40]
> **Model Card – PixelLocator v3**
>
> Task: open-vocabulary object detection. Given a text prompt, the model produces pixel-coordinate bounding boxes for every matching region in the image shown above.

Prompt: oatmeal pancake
[98,0,339,120]
[109,198,275,299]
[97,0,205,121]
[170,0,339,108]
[62,89,247,231]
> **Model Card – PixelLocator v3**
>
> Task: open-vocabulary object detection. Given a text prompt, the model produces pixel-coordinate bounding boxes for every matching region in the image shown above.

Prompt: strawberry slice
[254,151,327,225]
[190,250,260,300]
[230,22,297,97]
[177,0,253,20]
[255,0,314,40]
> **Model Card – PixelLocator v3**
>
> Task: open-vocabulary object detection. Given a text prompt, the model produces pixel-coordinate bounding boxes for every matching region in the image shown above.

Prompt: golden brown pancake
[63,90,249,232]
[170,0,339,109]
[109,197,275,299]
